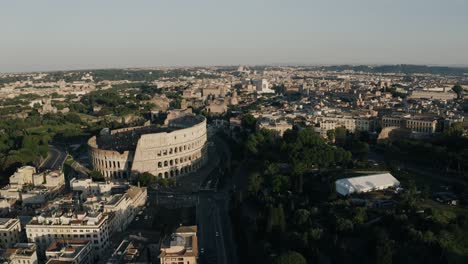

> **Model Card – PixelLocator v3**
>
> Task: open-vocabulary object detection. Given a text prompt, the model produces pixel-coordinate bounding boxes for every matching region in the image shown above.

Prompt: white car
[216,232,219,237]
[135,217,140,221]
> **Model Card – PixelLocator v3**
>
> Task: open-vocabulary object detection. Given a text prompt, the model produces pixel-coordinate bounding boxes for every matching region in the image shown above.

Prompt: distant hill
[310,64,468,76]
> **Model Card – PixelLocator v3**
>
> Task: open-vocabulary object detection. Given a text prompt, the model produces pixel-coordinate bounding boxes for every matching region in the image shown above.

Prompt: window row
[156,138,205,157]
[157,152,202,168]
[156,160,204,179]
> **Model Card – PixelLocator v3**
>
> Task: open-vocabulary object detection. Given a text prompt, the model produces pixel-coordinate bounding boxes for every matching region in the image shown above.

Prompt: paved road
[40,145,67,171]
[197,191,235,264]
[196,135,238,264]
[144,134,238,264]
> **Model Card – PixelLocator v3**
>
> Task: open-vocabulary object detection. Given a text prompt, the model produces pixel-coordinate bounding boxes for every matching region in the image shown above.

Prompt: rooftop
[46,239,90,261]
[0,218,18,229]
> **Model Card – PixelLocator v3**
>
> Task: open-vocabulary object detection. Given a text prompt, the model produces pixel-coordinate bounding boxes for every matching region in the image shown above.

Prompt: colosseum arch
[88,113,208,180]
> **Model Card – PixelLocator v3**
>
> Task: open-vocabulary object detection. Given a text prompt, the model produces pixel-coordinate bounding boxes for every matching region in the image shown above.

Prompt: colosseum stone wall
[88,114,207,179]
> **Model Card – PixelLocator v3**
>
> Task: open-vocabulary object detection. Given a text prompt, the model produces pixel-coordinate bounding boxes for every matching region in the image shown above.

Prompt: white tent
[335,173,400,196]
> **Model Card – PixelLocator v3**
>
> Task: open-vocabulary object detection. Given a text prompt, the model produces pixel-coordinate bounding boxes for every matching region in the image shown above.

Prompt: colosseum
[88,112,208,179]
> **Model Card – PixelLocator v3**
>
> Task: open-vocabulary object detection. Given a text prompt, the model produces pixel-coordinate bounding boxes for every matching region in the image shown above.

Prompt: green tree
[444,122,464,138]
[334,127,347,145]
[156,177,169,187]
[241,114,257,131]
[327,129,335,142]
[308,228,323,241]
[64,113,82,124]
[90,170,105,182]
[247,172,263,195]
[352,207,367,224]
[452,84,463,99]
[293,209,310,226]
[271,174,289,193]
[267,204,286,232]
[272,251,307,264]
[245,134,259,155]
[349,140,369,160]
[336,217,354,232]
[137,172,155,186]
[374,229,394,264]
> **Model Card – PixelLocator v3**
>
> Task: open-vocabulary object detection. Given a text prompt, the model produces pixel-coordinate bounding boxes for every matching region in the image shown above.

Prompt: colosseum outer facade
[88,114,207,179]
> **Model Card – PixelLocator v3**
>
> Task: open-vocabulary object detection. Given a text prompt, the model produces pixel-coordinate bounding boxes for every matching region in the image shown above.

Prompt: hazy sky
[1,0,468,72]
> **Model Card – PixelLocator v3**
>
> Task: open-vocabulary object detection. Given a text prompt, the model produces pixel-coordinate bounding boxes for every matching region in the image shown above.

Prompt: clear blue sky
[1,0,467,72]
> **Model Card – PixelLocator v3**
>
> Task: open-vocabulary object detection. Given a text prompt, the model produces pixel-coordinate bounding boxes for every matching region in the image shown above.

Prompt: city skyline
[1,0,468,72]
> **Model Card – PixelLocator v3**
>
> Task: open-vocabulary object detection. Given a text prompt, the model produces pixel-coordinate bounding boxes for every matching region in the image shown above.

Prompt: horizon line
[2,63,468,75]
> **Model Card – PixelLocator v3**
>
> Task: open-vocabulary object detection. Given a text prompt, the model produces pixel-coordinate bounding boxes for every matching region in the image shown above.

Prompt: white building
[0,218,22,248]
[409,90,457,100]
[335,173,400,196]
[72,180,147,233]
[319,116,356,132]
[9,166,37,186]
[26,212,110,260]
[70,178,125,196]
[0,198,15,215]
[0,167,65,206]
[314,120,337,138]
[160,226,198,264]
[254,79,275,94]
[2,243,38,264]
[94,187,146,233]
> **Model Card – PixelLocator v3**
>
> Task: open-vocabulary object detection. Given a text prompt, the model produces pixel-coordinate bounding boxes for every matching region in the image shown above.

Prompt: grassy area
[26,123,84,134]
[394,169,458,192]
[417,200,468,262]
[449,231,468,263]
[76,113,98,122]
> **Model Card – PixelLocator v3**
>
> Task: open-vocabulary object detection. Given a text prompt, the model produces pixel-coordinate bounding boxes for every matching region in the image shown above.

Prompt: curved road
[40,145,67,171]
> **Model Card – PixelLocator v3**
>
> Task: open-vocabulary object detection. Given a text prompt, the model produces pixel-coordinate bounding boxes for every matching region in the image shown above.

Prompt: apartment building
[5,166,64,191]
[72,180,147,233]
[319,116,356,132]
[381,116,404,128]
[409,90,457,100]
[356,118,376,132]
[404,117,437,134]
[315,120,337,138]
[0,218,22,248]
[1,243,38,264]
[381,115,437,134]
[26,212,110,260]
[0,166,65,206]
